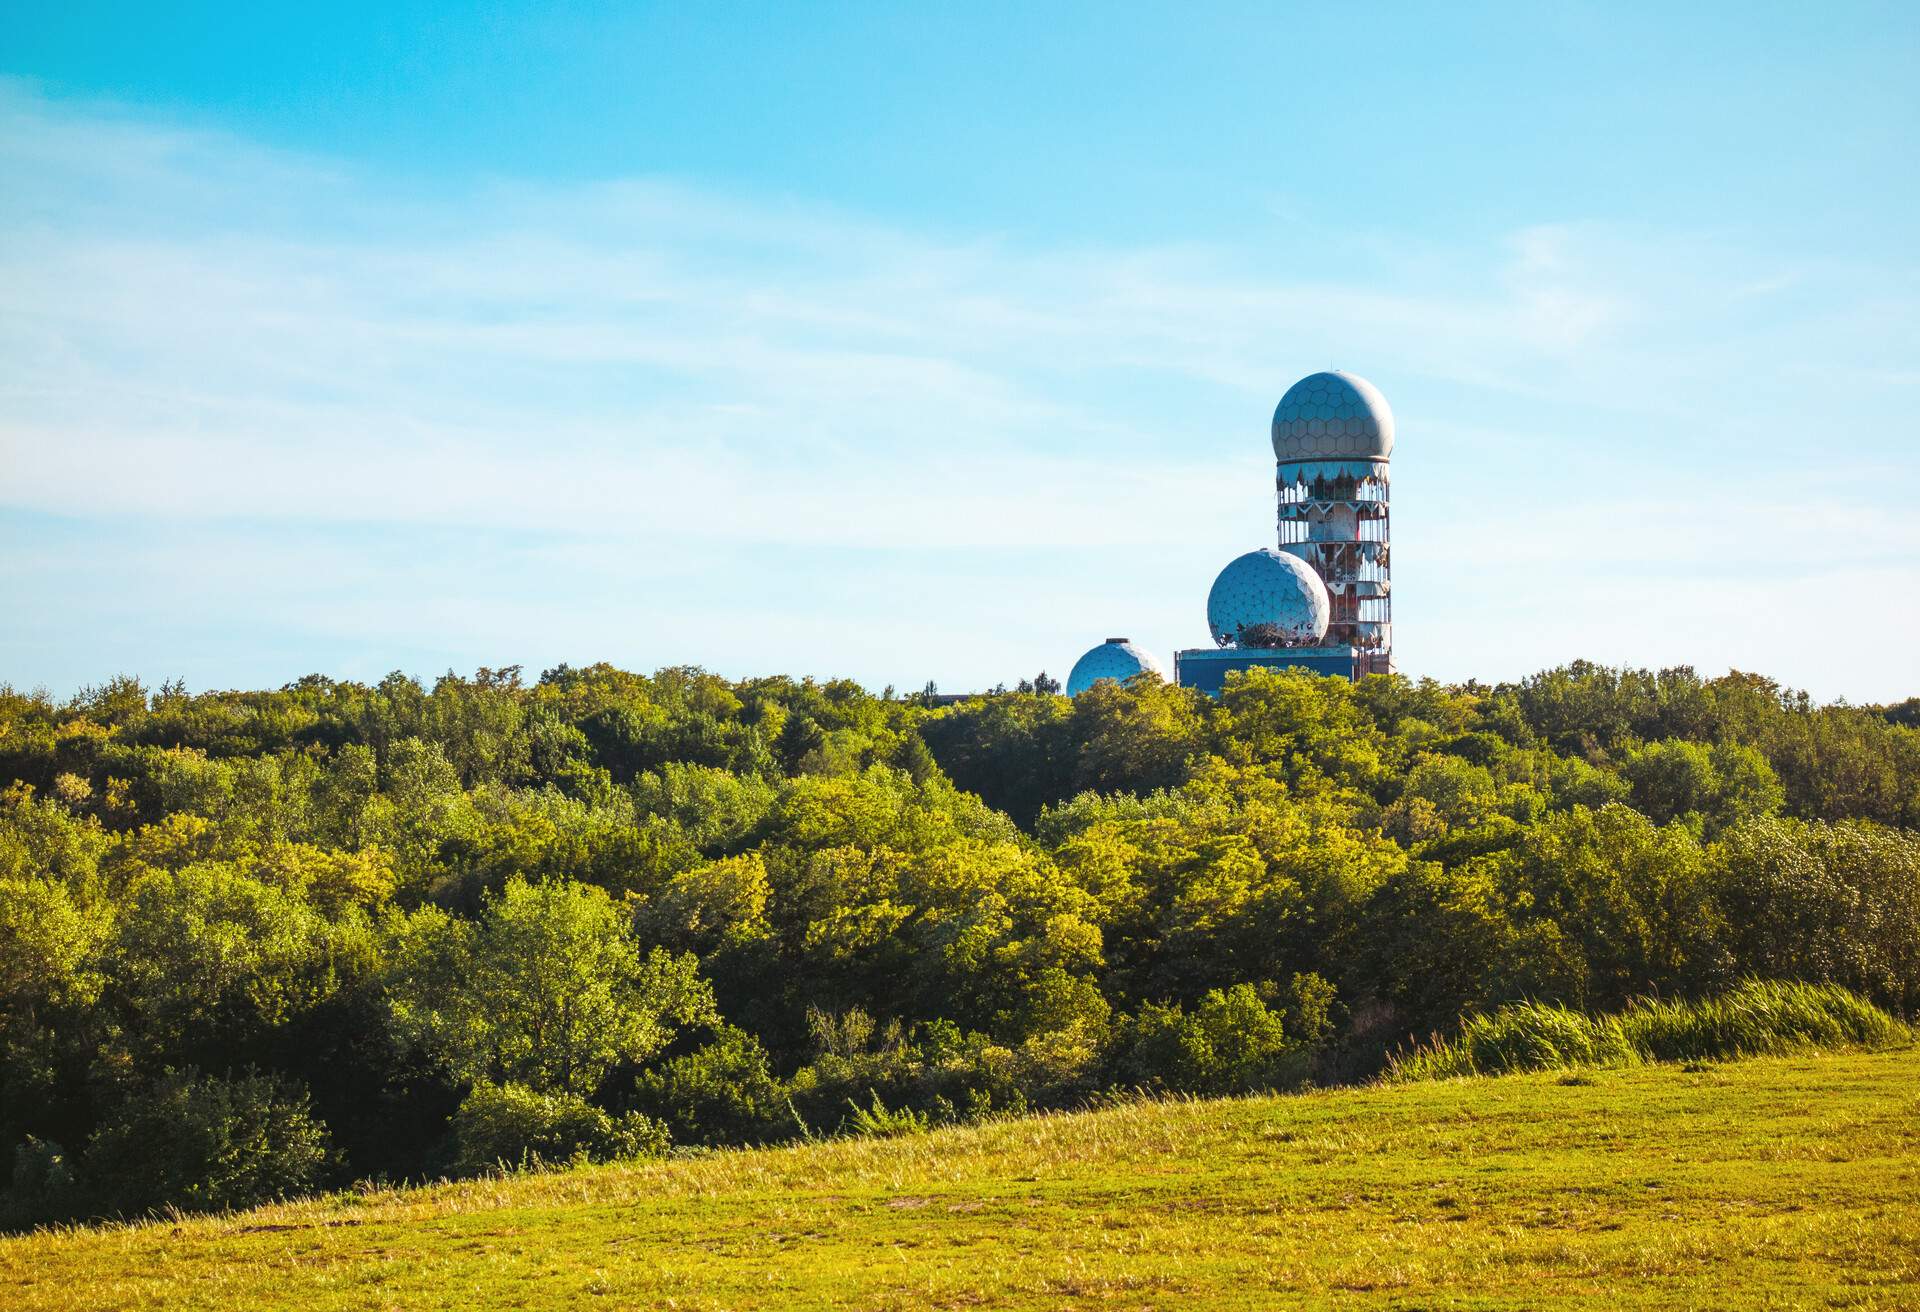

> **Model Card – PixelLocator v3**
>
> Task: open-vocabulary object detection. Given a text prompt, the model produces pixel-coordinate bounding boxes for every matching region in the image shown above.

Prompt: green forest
[3,660,1917,1228]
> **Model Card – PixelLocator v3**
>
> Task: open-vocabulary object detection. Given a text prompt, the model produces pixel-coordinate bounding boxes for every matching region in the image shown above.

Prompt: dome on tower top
[1206,549,1330,648]
[1272,370,1394,461]
[1065,638,1166,696]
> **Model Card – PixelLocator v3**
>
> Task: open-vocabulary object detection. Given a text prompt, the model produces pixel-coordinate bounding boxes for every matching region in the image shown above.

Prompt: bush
[1,1136,80,1229]
[1393,981,1910,1081]
[842,1091,931,1138]
[629,1025,795,1147]
[1616,980,1909,1062]
[1392,1001,1634,1080]
[1109,979,1328,1096]
[783,1012,1028,1135]
[447,1082,668,1175]
[82,1068,333,1218]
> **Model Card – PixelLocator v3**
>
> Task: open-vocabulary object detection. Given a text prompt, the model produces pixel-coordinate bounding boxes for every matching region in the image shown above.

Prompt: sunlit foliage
[0,658,1915,1224]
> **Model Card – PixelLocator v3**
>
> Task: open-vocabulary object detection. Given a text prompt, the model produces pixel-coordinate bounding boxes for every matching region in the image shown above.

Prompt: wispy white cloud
[1,79,1916,700]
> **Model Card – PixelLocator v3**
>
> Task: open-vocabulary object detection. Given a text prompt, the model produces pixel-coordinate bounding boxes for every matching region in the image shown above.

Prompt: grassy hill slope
[6,1048,1918,1311]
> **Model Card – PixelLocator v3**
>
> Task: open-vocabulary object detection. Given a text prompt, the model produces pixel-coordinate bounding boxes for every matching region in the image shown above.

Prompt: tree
[630,1024,793,1146]
[1391,753,1499,833]
[633,852,773,955]
[0,876,108,1150]
[1068,678,1205,799]
[1212,666,1389,796]
[1509,804,1728,1008]
[1352,858,1581,1033]
[921,694,1075,826]
[383,877,715,1095]
[1108,977,1330,1096]
[1710,816,1920,1011]
[104,863,347,1062]
[1621,739,1783,832]
[0,877,105,1041]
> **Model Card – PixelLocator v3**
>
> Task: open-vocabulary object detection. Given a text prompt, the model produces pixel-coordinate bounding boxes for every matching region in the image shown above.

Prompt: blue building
[1172,644,1370,694]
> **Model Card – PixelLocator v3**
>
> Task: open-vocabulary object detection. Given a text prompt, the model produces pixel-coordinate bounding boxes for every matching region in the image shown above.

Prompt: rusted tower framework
[1271,371,1393,675]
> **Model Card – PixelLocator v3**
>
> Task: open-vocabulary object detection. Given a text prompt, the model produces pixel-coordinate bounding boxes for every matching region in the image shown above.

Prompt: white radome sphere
[1271,370,1394,461]
[1065,638,1166,696]
[1207,548,1331,648]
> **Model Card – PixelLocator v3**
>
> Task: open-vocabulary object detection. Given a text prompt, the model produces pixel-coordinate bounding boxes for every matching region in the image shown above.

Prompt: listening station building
[1065,370,1395,697]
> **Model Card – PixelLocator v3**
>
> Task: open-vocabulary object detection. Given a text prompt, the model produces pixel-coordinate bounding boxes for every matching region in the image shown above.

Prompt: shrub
[1393,981,1910,1081]
[1616,980,1909,1062]
[1,1136,80,1228]
[447,1082,668,1175]
[1392,1001,1634,1080]
[82,1068,333,1218]
[784,1013,1027,1136]
[1109,979,1325,1096]
[630,1024,795,1146]
[843,1090,931,1138]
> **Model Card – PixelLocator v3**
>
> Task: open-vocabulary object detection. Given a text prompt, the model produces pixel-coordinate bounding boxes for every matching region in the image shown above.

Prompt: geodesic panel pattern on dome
[1205,548,1331,648]
[1065,639,1167,696]
[1271,371,1395,461]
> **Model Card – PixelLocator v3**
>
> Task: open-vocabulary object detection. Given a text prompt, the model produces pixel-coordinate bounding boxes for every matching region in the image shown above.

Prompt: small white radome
[1065,638,1166,696]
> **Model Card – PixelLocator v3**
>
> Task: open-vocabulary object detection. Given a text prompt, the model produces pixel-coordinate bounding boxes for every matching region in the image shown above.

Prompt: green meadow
[7,1045,1917,1311]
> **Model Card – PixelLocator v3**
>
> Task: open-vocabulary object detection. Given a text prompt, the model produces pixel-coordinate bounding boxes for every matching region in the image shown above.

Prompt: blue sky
[2,2,1916,701]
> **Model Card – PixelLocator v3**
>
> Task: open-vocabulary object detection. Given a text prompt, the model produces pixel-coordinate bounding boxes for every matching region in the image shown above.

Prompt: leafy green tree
[0,877,105,1041]
[631,763,777,855]
[920,693,1075,827]
[1352,858,1581,1034]
[0,876,109,1149]
[1711,817,1920,1011]
[634,852,773,956]
[1068,678,1206,799]
[103,862,351,1062]
[0,784,111,890]
[1109,977,1330,1095]
[1621,739,1783,832]
[1508,805,1729,1008]
[422,667,529,788]
[383,877,715,1095]
[1545,754,1633,811]
[1400,754,1500,828]
[1212,667,1389,796]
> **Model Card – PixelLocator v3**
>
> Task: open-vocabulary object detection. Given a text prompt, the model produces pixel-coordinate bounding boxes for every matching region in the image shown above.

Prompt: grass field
[5,1047,1918,1310]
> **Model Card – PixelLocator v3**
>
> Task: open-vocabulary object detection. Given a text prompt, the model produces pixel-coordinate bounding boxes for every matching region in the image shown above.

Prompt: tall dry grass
[1390,980,1910,1081]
